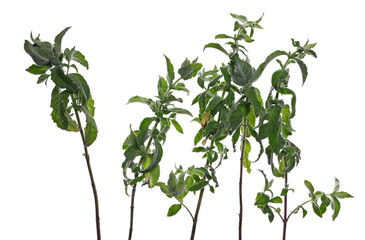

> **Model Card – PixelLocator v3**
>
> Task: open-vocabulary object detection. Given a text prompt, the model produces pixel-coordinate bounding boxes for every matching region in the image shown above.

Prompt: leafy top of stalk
[24,27,97,146]
[122,56,202,195]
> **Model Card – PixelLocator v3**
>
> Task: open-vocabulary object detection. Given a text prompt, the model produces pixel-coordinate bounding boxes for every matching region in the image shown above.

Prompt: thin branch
[176,198,194,221]
[268,205,284,222]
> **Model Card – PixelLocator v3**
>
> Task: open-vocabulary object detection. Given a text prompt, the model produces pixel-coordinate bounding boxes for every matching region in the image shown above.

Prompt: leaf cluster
[122,56,202,194]
[24,27,97,146]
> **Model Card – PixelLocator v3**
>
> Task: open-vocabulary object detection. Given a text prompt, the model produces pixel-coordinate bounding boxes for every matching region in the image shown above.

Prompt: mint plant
[251,39,353,239]
[24,28,100,240]
[122,56,202,240]
[156,67,230,239]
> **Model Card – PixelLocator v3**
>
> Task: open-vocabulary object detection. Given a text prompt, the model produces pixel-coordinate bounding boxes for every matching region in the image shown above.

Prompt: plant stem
[238,118,248,240]
[72,96,101,240]
[282,173,288,240]
[128,121,158,240]
[190,187,205,240]
[128,178,137,240]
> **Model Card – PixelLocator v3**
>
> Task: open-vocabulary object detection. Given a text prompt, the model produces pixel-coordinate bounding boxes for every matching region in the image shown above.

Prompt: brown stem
[238,119,248,240]
[72,97,101,240]
[128,182,137,240]
[282,173,288,240]
[190,187,205,240]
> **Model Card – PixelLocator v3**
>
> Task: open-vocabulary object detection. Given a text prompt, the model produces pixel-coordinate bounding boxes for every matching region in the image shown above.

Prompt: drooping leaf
[50,88,78,132]
[252,50,287,82]
[293,58,308,85]
[73,51,89,69]
[203,43,229,56]
[243,139,252,173]
[258,105,282,140]
[171,119,183,134]
[69,73,91,104]
[81,97,97,146]
[140,137,163,173]
[194,128,204,145]
[244,87,263,116]
[37,74,49,84]
[331,196,341,220]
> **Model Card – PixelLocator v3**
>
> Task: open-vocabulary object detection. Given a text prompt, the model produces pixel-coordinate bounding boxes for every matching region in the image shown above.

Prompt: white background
[0,0,364,239]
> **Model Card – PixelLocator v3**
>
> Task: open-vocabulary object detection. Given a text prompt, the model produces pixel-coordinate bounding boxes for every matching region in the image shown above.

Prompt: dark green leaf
[215,34,233,39]
[194,128,204,145]
[168,107,193,117]
[26,64,49,75]
[294,58,308,85]
[24,40,51,66]
[206,95,221,112]
[164,55,174,84]
[167,204,182,216]
[232,57,254,86]
[178,58,203,80]
[50,67,77,91]
[188,180,208,191]
[312,202,323,218]
[203,43,229,56]
[37,74,49,84]
[192,147,206,153]
[244,87,263,116]
[229,103,249,132]
[73,51,89,69]
[81,97,97,146]
[68,73,90,104]
[54,27,70,57]
[129,175,145,185]
[50,88,78,131]
[258,105,282,140]
[252,50,287,82]
[127,96,154,106]
[167,172,178,191]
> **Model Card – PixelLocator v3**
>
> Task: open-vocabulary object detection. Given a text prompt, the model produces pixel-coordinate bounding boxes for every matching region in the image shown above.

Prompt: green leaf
[333,178,340,193]
[230,13,248,23]
[203,43,229,56]
[293,58,308,85]
[137,117,155,146]
[164,55,174,84]
[81,97,98,146]
[140,137,163,173]
[37,74,49,84]
[144,159,160,188]
[206,95,222,112]
[24,40,52,66]
[167,172,178,191]
[50,88,78,132]
[255,192,270,206]
[54,27,70,57]
[127,96,154,106]
[270,196,283,204]
[244,87,263,116]
[300,206,308,218]
[332,191,353,199]
[192,146,206,153]
[215,34,233,39]
[73,51,89,69]
[178,58,203,80]
[232,57,254,86]
[50,67,77,91]
[243,139,252,173]
[258,105,282,140]
[304,180,315,194]
[167,204,182,216]
[26,64,49,75]
[194,128,204,145]
[229,103,248,133]
[129,175,145,185]
[268,126,285,155]
[252,50,287,82]
[312,202,322,218]
[188,180,208,192]
[168,107,193,117]
[171,119,183,134]
[331,197,341,220]
[205,120,218,136]
[158,76,169,97]
[68,73,91,104]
